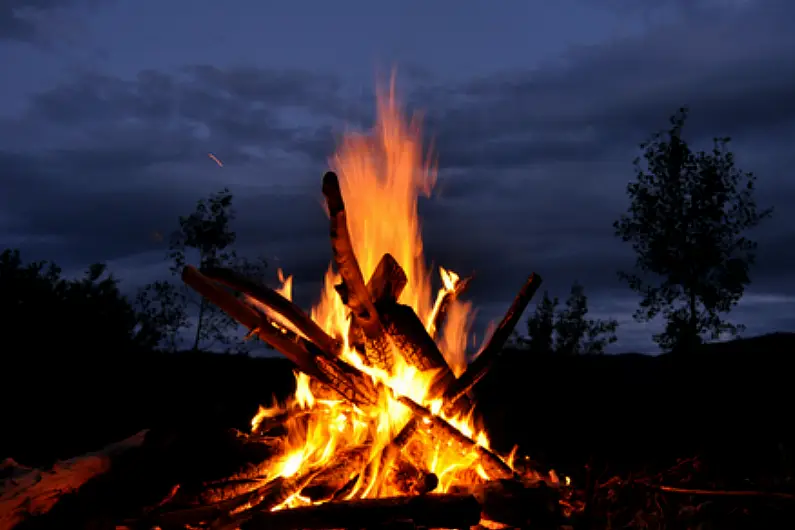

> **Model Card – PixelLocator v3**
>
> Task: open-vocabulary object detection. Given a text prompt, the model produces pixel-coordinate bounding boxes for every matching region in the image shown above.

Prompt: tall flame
[251,76,500,510]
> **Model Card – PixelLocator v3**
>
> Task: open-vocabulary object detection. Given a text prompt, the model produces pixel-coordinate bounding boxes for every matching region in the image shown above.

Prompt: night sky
[2,0,794,353]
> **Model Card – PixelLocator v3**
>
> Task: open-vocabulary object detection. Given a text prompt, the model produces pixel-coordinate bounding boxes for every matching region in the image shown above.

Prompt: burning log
[349,253,408,370]
[182,265,512,483]
[300,445,370,502]
[240,493,482,530]
[200,266,339,357]
[429,274,473,339]
[438,272,543,410]
[389,459,439,496]
[397,396,514,480]
[323,171,396,373]
[381,302,458,394]
[182,266,378,408]
[368,253,408,308]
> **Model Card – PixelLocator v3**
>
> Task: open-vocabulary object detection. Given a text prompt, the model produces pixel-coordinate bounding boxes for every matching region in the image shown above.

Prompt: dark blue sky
[2,0,794,352]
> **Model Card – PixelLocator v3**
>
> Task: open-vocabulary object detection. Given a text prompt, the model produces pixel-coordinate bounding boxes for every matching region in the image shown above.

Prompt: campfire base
[1,427,565,530]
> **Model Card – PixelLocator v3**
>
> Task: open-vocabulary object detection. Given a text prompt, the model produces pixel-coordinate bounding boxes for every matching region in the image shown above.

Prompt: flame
[248,76,526,511]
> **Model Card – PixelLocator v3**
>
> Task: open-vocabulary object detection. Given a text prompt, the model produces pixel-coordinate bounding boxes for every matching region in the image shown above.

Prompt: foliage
[614,108,773,352]
[0,248,155,356]
[138,188,268,352]
[521,281,618,354]
[135,281,189,352]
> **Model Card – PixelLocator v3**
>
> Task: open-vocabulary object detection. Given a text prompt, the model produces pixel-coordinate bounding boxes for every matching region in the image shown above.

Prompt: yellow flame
[249,75,513,508]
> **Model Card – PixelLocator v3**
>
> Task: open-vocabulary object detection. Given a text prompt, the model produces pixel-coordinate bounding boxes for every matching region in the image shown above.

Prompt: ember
[1,81,568,530]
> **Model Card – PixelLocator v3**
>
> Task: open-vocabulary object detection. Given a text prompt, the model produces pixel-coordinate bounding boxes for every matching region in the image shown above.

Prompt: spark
[208,153,224,167]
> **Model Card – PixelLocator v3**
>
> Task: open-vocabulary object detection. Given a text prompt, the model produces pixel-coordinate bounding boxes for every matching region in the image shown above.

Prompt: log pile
[2,171,559,530]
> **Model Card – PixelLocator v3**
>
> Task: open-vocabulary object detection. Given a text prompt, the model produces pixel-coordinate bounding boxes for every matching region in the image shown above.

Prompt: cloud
[0,0,104,43]
[2,0,795,352]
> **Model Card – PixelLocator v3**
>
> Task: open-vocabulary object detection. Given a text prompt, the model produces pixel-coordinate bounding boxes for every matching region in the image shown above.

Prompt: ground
[3,333,794,528]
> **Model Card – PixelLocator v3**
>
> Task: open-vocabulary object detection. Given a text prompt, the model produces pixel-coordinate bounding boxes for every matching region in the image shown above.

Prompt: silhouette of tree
[135,281,189,352]
[523,291,558,354]
[141,188,268,352]
[614,108,773,353]
[0,249,155,356]
[554,282,618,355]
[521,282,617,354]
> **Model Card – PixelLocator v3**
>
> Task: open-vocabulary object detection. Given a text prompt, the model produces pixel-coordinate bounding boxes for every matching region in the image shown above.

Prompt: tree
[145,188,268,352]
[523,291,558,354]
[613,108,773,352]
[0,249,155,357]
[554,282,618,355]
[521,282,618,354]
[135,281,189,352]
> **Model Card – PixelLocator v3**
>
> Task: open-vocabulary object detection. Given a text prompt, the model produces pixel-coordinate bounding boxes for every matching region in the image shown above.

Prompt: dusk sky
[2,0,794,353]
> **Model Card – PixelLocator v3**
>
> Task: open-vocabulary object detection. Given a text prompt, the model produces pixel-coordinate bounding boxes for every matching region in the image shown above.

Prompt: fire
[249,78,508,511]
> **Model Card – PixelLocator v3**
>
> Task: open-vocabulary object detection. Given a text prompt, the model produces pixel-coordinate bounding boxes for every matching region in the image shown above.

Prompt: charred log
[397,396,514,480]
[429,274,473,339]
[240,493,482,530]
[323,171,396,373]
[368,253,408,308]
[449,478,563,529]
[200,266,339,357]
[300,446,370,502]
[349,253,408,371]
[182,266,379,408]
[438,272,543,409]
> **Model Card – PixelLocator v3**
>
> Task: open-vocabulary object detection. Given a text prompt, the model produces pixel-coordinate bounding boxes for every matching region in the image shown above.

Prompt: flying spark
[208,153,224,167]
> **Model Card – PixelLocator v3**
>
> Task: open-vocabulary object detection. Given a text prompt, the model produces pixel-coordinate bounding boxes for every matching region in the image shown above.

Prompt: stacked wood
[4,170,550,529]
[241,493,482,530]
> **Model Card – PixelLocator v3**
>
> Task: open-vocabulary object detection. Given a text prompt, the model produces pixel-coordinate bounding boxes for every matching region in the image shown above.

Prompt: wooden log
[368,253,408,309]
[429,274,473,339]
[182,265,378,408]
[323,171,396,373]
[388,459,439,496]
[240,493,482,530]
[0,430,147,530]
[397,396,514,480]
[300,445,370,502]
[438,272,543,410]
[449,478,563,529]
[349,253,408,371]
[200,266,340,357]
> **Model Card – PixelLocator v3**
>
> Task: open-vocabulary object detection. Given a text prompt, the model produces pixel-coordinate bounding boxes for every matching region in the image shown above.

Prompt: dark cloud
[0,0,102,42]
[2,0,795,352]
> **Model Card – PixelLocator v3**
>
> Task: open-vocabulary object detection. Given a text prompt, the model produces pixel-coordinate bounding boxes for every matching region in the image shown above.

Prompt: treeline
[0,108,773,356]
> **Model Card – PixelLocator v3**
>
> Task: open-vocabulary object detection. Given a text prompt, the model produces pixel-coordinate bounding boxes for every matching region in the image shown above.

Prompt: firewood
[368,253,408,308]
[240,493,483,530]
[449,478,563,529]
[397,396,514,480]
[0,430,147,530]
[300,445,370,502]
[182,266,379,408]
[349,253,408,371]
[323,171,396,373]
[429,274,473,339]
[200,266,340,357]
[388,459,439,496]
[380,303,459,398]
[379,300,474,418]
[438,272,543,410]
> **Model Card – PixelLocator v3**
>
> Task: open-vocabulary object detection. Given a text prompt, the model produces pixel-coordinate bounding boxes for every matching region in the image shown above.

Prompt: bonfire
[1,82,573,530]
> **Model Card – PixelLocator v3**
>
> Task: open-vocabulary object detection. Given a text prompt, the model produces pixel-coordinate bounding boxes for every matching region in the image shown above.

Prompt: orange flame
[250,76,512,510]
